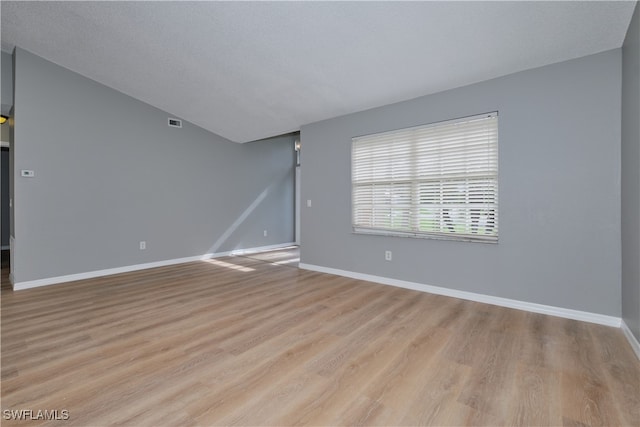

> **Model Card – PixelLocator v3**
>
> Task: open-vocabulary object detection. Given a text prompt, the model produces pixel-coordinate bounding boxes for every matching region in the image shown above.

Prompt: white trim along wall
[299,262,620,327]
[13,242,296,291]
[299,262,639,360]
[622,320,640,360]
[299,263,640,360]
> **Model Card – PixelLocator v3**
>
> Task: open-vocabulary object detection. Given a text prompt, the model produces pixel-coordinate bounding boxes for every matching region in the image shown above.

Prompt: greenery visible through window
[351,112,498,242]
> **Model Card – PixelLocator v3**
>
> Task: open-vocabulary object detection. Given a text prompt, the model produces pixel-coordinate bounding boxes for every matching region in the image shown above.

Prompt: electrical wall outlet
[385,250,392,261]
[263,230,268,237]
[139,241,146,250]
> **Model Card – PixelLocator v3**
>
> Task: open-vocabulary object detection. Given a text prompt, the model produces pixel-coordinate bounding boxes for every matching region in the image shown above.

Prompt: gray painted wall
[1,51,11,249]
[622,2,640,340]
[12,48,294,283]
[301,49,622,317]
[1,148,8,247]
[0,121,8,142]
[1,50,13,114]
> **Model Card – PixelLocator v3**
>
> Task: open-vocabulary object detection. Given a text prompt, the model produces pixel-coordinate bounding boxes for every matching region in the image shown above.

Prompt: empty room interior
[1,1,639,426]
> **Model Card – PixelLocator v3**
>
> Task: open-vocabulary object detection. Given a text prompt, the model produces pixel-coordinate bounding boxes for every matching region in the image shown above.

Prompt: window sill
[352,227,498,244]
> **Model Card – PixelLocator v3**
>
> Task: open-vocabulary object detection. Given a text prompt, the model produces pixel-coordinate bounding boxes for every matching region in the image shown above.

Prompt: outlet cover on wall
[139,241,146,250]
[385,250,392,261]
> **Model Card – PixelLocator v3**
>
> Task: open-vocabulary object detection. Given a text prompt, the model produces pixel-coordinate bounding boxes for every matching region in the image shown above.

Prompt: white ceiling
[1,1,636,143]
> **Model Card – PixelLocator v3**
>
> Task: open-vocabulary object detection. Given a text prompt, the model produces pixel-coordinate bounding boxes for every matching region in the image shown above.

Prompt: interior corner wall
[1,50,13,113]
[1,50,13,250]
[1,148,9,248]
[622,2,640,341]
[12,48,295,284]
[0,123,8,142]
[300,49,622,317]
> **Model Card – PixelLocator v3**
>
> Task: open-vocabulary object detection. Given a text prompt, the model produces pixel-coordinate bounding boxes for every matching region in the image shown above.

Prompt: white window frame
[351,112,498,243]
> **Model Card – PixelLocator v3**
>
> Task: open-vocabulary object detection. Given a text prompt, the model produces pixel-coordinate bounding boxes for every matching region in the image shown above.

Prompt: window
[351,112,498,243]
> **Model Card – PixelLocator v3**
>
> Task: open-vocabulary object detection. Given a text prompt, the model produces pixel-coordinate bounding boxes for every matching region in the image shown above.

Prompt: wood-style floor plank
[1,247,639,426]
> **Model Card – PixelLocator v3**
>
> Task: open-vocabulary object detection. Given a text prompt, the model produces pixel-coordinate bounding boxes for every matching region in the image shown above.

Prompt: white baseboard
[1,245,9,250]
[298,263,621,328]
[13,242,296,291]
[621,319,640,360]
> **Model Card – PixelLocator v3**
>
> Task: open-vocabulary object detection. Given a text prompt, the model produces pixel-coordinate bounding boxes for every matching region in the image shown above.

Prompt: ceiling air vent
[168,118,182,128]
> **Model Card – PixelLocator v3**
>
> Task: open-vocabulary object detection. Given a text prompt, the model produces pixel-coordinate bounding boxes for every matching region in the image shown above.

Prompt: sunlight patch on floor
[270,258,300,266]
[203,259,255,272]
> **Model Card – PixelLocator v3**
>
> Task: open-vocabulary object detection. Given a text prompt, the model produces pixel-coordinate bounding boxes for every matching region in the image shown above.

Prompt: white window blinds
[352,112,498,242]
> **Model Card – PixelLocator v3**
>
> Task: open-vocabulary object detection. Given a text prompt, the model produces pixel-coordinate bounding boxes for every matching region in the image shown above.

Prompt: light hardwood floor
[1,248,638,426]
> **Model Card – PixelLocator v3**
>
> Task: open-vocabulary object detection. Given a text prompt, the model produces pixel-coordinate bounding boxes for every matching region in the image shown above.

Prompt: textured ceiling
[1,1,636,143]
